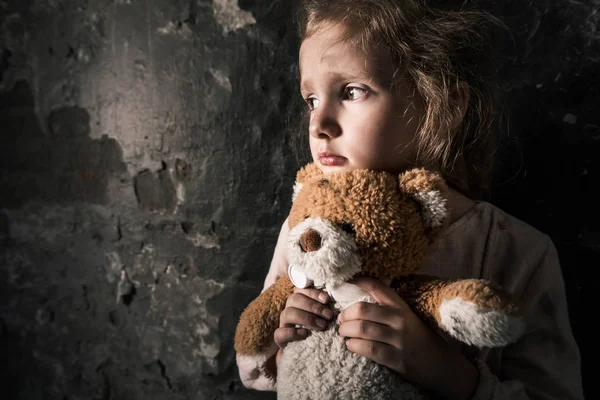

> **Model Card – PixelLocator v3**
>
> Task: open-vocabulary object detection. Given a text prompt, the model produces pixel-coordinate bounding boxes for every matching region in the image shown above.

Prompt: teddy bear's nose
[300,229,322,252]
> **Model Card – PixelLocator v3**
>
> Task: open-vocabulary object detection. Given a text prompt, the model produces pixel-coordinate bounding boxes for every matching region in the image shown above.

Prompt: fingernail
[297,328,308,336]
[323,308,333,319]
[317,319,328,329]
[318,293,329,303]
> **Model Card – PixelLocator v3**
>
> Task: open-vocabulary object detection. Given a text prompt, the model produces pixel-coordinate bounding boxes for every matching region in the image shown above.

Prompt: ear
[292,162,322,202]
[399,168,448,229]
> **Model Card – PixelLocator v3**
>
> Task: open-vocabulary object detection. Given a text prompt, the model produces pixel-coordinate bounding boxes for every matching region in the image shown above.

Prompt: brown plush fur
[235,163,522,380]
[289,166,442,278]
[398,168,446,196]
[234,165,448,362]
[234,275,295,355]
[392,276,520,330]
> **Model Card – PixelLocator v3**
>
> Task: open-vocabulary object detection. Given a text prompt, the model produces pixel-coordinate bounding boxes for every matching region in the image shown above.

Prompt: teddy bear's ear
[292,182,303,202]
[292,163,323,202]
[399,168,448,229]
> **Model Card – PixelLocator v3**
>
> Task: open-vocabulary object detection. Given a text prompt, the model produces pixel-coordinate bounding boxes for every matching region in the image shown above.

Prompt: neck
[442,186,476,228]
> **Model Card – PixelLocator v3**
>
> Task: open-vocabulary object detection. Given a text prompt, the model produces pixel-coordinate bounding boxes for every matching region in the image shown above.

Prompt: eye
[343,86,368,101]
[305,96,320,111]
[340,222,355,236]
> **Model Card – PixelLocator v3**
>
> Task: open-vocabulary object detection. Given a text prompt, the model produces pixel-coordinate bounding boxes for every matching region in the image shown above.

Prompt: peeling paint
[156,21,192,39]
[188,232,220,249]
[105,251,123,283]
[198,340,220,367]
[194,322,210,336]
[175,182,185,207]
[200,278,226,296]
[212,0,256,33]
[116,270,135,304]
[209,68,232,92]
[563,113,578,124]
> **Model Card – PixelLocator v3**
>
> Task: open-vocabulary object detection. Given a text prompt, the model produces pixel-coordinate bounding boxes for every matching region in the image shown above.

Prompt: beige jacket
[238,201,584,400]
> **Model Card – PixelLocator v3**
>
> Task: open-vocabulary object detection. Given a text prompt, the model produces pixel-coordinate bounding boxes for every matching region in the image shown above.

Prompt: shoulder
[472,202,557,293]
[426,201,556,290]
[478,201,548,239]
[437,200,552,253]
[476,201,552,253]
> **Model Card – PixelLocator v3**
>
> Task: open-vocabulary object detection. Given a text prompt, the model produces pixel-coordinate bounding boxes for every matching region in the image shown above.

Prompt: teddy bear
[234,163,525,399]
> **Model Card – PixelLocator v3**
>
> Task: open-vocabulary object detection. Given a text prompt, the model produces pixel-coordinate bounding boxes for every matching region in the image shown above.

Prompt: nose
[299,229,322,252]
[308,102,341,139]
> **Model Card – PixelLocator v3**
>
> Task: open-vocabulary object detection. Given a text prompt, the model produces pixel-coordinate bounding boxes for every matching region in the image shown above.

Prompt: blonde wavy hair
[293,0,507,198]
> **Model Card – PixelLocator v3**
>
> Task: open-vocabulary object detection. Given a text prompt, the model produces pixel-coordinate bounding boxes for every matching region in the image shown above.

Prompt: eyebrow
[300,70,376,94]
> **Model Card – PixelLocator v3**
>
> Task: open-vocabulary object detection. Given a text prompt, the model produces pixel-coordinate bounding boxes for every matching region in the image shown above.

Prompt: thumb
[351,276,408,309]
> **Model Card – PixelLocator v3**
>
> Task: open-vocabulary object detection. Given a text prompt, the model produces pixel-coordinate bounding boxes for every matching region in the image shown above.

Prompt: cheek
[353,118,396,150]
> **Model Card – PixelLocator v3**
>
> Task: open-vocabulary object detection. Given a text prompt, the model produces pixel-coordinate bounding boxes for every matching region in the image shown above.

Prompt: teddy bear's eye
[340,222,355,236]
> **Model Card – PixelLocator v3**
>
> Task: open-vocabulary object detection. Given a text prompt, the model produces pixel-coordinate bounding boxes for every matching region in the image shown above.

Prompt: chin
[317,164,354,174]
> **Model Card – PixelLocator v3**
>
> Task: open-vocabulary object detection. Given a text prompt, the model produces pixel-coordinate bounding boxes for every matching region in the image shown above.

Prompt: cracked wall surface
[0,0,597,398]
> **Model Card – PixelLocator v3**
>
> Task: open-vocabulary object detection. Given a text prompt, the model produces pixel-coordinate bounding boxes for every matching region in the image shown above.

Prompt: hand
[274,287,334,352]
[337,277,478,400]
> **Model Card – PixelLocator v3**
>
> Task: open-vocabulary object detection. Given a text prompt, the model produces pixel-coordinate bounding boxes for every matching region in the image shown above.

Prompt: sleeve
[470,237,584,400]
[236,218,289,391]
[261,217,290,292]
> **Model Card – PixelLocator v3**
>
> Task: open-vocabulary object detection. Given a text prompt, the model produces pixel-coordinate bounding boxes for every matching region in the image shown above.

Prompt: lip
[318,152,347,167]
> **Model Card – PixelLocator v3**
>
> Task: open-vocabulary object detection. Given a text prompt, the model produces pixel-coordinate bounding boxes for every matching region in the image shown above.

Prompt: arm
[468,239,584,400]
[235,218,290,391]
[393,237,584,400]
[392,275,524,348]
[234,274,295,390]
[261,217,290,292]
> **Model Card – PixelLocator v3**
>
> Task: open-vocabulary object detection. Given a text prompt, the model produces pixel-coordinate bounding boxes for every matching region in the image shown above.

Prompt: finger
[339,301,404,329]
[350,277,408,309]
[338,320,400,348]
[286,293,334,321]
[274,327,309,349]
[275,348,283,366]
[280,307,330,330]
[345,338,402,371]
[293,287,329,304]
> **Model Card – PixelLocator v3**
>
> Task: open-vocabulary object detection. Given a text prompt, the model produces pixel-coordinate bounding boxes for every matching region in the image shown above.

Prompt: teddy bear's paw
[236,345,278,391]
[439,297,525,348]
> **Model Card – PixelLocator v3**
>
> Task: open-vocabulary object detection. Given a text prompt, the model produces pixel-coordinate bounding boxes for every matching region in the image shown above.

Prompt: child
[237,0,584,398]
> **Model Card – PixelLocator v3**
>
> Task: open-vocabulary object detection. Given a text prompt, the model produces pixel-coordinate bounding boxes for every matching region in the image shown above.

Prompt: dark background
[0,0,596,399]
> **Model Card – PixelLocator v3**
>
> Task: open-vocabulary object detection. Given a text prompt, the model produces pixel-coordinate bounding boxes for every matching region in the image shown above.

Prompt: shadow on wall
[0,80,126,208]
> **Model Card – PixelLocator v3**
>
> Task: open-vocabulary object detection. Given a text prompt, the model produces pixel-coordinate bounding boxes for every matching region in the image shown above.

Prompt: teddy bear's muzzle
[299,229,322,252]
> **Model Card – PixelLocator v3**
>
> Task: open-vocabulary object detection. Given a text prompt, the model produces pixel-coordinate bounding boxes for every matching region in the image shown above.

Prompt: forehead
[299,25,393,90]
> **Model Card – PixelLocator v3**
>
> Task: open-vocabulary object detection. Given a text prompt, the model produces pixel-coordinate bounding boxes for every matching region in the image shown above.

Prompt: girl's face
[299,24,423,175]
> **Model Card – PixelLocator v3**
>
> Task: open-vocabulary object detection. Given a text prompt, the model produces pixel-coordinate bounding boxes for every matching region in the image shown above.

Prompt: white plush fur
[292,182,303,201]
[328,281,374,310]
[412,190,447,228]
[287,218,361,288]
[277,325,427,400]
[439,297,526,348]
[236,342,279,391]
[282,218,426,398]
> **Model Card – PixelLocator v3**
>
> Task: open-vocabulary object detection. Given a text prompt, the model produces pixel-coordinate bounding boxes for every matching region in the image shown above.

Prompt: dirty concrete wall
[0,0,596,399]
[1,0,299,398]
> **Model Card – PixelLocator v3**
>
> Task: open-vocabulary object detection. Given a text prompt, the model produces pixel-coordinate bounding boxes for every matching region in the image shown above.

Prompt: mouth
[318,152,347,167]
